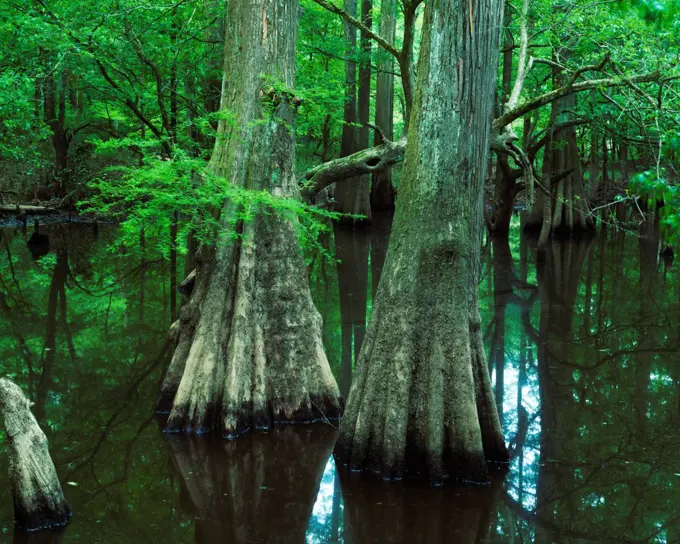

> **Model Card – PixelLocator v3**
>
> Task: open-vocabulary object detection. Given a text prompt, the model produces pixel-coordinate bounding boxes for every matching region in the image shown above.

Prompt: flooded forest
[0,0,679,542]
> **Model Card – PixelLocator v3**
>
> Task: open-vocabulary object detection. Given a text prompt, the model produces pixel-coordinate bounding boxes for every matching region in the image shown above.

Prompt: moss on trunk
[157,0,342,437]
[334,0,508,484]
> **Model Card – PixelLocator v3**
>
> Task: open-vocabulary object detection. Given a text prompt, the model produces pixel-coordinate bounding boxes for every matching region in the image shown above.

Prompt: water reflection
[167,425,336,543]
[1,219,679,542]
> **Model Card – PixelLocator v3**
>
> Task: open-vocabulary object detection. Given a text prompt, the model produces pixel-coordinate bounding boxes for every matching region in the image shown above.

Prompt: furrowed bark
[0,378,71,532]
[334,0,508,484]
[158,0,342,436]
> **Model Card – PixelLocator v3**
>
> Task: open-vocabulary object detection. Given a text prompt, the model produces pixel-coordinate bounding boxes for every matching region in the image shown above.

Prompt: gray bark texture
[334,0,508,483]
[156,0,342,436]
[0,378,71,531]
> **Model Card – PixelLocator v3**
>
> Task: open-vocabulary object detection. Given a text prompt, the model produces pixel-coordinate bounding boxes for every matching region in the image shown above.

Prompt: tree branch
[300,136,406,200]
[310,0,399,58]
[505,0,530,113]
[494,69,661,130]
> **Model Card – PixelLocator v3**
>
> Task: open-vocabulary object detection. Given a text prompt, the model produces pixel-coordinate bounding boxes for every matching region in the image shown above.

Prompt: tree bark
[334,0,508,483]
[524,67,594,241]
[335,0,372,225]
[0,378,71,531]
[370,0,397,211]
[157,0,342,436]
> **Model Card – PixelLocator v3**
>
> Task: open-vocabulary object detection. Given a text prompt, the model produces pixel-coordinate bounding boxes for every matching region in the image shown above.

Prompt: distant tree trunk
[203,0,225,122]
[588,124,600,202]
[336,0,372,225]
[601,135,609,198]
[157,0,342,436]
[370,0,397,211]
[0,378,71,531]
[44,70,71,198]
[335,0,508,483]
[488,5,517,235]
[524,80,594,241]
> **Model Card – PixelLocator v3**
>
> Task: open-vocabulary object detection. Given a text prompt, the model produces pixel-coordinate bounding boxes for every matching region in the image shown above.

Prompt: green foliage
[80,141,346,261]
[629,134,680,241]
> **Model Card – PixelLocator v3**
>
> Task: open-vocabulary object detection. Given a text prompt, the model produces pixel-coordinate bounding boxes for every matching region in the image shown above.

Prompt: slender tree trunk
[524,61,594,241]
[335,0,508,483]
[203,0,225,123]
[336,0,372,225]
[588,124,600,202]
[370,0,397,211]
[489,6,516,235]
[44,70,70,198]
[157,0,342,436]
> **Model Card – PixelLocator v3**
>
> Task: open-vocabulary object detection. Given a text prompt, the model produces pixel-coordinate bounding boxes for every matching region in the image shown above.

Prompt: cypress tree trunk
[336,0,373,225]
[371,0,397,211]
[0,378,71,531]
[335,0,508,483]
[157,0,342,436]
[524,68,595,241]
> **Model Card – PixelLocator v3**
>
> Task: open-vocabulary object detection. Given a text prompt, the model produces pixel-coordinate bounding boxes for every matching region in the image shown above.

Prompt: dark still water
[0,217,679,543]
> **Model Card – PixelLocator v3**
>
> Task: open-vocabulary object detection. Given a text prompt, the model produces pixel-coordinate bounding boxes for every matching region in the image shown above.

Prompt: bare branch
[300,137,406,200]
[366,122,390,143]
[505,0,530,112]
[494,69,661,130]
[310,0,399,58]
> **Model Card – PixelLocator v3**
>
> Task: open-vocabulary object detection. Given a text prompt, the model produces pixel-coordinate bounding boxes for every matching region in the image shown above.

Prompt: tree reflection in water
[1,221,679,542]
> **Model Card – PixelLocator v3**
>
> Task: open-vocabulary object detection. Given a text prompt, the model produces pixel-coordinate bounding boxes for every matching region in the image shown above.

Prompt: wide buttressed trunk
[334,0,508,483]
[0,378,71,531]
[157,0,342,436]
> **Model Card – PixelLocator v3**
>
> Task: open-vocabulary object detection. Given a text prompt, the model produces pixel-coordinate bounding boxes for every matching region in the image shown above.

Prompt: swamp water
[0,217,678,543]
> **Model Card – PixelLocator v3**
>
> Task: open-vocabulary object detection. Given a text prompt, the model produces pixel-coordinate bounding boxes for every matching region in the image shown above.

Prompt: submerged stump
[0,378,71,531]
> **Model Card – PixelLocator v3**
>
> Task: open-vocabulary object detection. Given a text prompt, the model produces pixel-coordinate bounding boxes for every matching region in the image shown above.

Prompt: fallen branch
[0,204,57,214]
